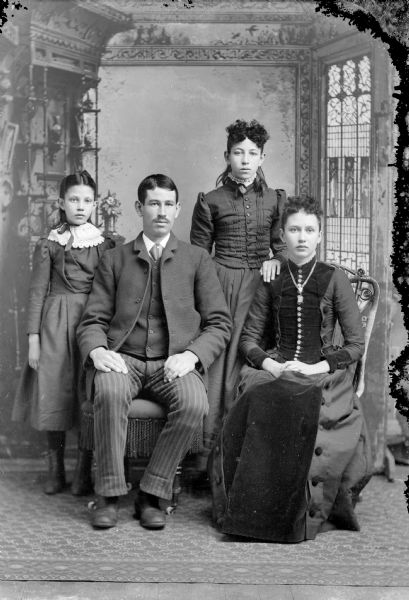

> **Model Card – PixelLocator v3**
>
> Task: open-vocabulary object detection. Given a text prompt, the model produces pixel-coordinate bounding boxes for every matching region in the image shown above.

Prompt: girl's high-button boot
[44,431,66,494]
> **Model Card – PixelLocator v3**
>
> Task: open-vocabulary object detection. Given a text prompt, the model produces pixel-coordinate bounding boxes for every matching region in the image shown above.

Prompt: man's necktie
[150,243,163,261]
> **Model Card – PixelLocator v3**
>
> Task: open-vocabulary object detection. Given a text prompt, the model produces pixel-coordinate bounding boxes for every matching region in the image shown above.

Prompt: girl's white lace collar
[48,222,104,248]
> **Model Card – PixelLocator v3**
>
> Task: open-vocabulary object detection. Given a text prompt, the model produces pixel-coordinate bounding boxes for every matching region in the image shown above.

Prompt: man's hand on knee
[90,347,128,373]
[164,351,198,382]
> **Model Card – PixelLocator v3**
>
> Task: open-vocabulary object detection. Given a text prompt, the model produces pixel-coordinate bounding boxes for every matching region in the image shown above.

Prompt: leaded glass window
[324,55,371,273]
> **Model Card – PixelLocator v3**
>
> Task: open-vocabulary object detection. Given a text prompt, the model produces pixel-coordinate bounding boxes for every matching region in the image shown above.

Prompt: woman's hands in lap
[281,360,330,376]
[261,357,285,378]
[261,358,330,378]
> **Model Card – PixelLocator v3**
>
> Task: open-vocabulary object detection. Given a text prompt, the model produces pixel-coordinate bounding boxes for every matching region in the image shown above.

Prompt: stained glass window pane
[328,98,341,126]
[358,94,371,124]
[342,96,357,125]
[343,60,356,95]
[328,65,341,97]
[324,55,371,274]
[358,56,371,92]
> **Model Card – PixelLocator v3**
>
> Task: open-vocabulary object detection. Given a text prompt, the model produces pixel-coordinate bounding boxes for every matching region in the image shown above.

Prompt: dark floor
[0,460,408,599]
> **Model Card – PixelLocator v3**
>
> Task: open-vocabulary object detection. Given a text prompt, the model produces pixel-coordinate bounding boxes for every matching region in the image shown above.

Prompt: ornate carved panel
[29,0,133,77]
[103,44,309,63]
[107,0,318,24]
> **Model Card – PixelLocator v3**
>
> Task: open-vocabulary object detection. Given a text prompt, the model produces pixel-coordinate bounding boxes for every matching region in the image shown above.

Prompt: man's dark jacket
[77,232,232,371]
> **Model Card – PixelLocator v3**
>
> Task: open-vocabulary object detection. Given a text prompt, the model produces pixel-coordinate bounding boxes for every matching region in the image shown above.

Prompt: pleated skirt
[203,263,261,449]
[12,292,88,431]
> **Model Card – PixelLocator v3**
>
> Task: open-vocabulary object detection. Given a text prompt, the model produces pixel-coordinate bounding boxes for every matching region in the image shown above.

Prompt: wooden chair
[329,264,380,398]
[328,264,380,497]
[78,397,202,511]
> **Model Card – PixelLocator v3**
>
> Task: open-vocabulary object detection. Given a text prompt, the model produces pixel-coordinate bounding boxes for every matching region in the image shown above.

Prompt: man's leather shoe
[89,496,118,529]
[134,491,165,530]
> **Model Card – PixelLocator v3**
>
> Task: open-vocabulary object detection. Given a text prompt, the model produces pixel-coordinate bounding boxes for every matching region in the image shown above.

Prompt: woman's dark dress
[190,177,286,449]
[210,259,373,542]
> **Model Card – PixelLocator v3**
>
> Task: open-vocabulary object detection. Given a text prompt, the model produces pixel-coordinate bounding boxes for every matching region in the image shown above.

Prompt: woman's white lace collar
[48,222,105,248]
[228,172,257,187]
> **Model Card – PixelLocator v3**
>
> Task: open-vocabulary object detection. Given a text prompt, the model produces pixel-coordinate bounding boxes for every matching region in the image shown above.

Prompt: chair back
[329,264,380,398]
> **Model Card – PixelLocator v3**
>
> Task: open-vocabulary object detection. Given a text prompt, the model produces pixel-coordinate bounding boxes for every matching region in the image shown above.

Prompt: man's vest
[119,256,168,359]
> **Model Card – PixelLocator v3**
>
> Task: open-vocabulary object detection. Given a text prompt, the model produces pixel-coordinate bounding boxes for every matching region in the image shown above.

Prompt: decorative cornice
[31,8,113,48]
[114,0,306,9]
[102,44,311,65]
[28,0,133,75]
[127,11,312,24]
[75,0,133,26]
[101,0,317,24]
[31,27,101,58]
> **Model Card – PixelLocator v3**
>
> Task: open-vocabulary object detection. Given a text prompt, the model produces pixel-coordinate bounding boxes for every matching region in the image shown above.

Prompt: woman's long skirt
[203,264,261,452]
[210,367,373,542]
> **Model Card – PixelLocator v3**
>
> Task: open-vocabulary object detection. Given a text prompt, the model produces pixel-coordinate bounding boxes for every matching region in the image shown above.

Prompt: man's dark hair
[137,174,179,205]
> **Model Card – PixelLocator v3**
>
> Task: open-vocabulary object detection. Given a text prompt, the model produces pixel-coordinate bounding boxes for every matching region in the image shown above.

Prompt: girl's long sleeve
[190,192,214,254]
[27,238,51,334]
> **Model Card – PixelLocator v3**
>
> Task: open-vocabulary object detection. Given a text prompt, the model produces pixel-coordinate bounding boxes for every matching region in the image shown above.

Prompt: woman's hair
[55,170,96,227]
[137,173,179,205]
[216,119,270,191]
[281,195,323,230]
[225,119,270,153]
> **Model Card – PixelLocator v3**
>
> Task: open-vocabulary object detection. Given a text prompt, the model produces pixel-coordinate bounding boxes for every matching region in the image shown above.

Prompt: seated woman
[209,195,373,542]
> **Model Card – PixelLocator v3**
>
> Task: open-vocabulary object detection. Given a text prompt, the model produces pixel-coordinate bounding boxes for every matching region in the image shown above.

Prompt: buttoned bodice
[190,179,286,268]
[278,258,322,363]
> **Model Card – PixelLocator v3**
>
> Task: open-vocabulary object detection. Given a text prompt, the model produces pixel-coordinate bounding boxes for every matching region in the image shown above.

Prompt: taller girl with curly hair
[190,119,286,459]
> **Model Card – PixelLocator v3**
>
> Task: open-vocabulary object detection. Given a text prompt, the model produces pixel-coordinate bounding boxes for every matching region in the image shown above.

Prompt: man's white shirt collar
[142,233,170,253]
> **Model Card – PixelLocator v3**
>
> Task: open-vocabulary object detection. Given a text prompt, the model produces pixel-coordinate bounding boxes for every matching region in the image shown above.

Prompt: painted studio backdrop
[0,0,403,473]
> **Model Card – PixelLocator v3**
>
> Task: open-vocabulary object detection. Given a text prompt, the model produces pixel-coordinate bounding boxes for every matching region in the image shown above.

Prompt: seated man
[77,174,232,530]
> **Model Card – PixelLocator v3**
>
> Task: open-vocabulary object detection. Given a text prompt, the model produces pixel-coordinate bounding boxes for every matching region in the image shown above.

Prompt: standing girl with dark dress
[190,119,286,454]
[210,195,373,542]
[13,171,115,495]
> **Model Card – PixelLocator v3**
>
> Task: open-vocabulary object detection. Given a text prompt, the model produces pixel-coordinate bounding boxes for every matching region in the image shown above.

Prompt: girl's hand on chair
[260,258,281,282]
[90,347,128,373]
[28,334,40,370]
